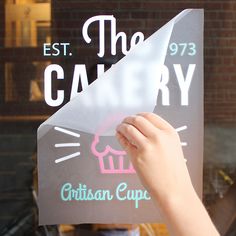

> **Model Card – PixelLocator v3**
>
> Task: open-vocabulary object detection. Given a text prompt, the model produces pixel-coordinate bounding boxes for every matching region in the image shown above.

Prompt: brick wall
[0,0,235,234]
[0,0,235,121]
[0,122,37,234]
[51,0,236,123]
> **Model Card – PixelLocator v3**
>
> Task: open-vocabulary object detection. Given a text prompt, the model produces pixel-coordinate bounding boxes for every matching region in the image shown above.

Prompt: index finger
[122,115,158,139]
[137,112,174,131]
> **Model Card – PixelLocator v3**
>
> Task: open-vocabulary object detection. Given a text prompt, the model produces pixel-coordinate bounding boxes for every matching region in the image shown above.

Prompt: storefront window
[0,1,235,235]
[5,0,51,47]
[2,0,51,105]
[5,61,49,102]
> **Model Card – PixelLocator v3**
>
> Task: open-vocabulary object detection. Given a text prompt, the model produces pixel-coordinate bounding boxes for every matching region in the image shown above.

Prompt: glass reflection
[5,0,51,47]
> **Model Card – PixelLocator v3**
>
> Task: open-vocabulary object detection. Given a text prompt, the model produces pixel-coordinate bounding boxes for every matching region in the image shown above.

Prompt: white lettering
[121,62,142,107]
[156,65,170,106]
[70,65,89,100]
[44,64,195,108]
[97,64,105,78]
[174,64,195,106]
[44,64,64,107]
[82,15,144,57]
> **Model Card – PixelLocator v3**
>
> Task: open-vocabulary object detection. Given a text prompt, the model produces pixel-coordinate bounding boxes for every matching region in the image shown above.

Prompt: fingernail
[116,124,120,131]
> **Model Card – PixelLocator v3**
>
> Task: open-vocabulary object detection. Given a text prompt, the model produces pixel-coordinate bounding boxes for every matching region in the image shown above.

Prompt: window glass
[5,0,51,47]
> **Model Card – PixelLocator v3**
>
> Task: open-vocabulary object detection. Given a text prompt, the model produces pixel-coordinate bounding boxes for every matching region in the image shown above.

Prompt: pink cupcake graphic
[91,115,136,174]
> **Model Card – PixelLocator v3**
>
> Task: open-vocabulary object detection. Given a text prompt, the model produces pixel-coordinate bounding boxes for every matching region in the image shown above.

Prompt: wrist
[153,185,198,214]
[154,189,220,236]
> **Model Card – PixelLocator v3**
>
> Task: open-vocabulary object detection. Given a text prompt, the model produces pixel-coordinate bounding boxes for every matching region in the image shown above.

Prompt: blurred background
[0,0,235,235]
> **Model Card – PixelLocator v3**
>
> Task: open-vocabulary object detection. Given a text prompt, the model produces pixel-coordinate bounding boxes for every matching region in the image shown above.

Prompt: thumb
[116,131,137,157]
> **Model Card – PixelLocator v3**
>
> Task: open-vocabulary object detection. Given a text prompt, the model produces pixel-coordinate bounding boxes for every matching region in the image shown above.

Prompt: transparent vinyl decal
[38,9,203,224]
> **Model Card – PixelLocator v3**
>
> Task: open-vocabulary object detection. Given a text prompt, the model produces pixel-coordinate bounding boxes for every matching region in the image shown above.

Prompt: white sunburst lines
[55,143,80,148]
[54,126,81,164]
[175,125,188,162]
[175,125,187,133]
[175,125,187,147]
[53,125,188,164]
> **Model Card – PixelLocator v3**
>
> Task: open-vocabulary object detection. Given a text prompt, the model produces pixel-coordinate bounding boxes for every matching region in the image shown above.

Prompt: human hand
[116,112,195,204]
[116,112,219,236]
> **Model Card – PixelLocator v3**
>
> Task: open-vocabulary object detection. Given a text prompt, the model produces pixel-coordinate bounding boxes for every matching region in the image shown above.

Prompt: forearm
[116,113,220,236]
[155,190,220,236]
